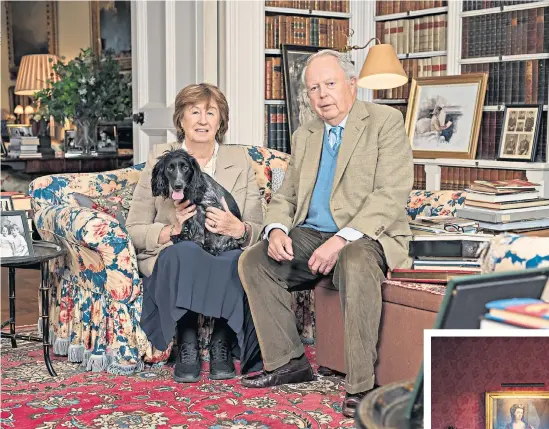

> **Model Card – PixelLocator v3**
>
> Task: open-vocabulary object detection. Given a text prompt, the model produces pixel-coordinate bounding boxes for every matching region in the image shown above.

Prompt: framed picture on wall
[90,1,132,71]
[281,44,324,138]
[0,210,34,260]
[498,105,542,162]
[405,74,488,159]
[485,391,549,429]
[4,1,59,79]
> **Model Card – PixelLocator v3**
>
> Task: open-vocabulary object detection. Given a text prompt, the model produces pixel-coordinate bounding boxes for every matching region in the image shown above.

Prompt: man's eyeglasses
[443,223,479,234]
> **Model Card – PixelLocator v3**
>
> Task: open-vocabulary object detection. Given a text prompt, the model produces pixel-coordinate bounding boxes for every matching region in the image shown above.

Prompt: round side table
[355,381,424,429]
[1,241,66,376]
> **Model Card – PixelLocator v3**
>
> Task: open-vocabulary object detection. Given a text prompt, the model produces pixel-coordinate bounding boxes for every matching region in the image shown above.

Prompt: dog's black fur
[151,149,242,256]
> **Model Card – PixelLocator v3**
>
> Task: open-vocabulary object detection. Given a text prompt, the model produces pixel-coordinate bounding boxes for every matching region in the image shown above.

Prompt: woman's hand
[174,199,196,227]
[205,198,245,239]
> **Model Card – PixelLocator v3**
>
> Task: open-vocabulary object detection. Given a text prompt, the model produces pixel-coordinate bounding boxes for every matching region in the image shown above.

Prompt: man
[524,111,535,132]
[238,50,414,418]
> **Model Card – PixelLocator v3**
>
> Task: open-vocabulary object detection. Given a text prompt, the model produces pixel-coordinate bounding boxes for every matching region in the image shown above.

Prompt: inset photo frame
[405,73,488,159]
[0,210,34,259]
[498,105,542,162]
[7,124,33,138]
[96,124,117,153]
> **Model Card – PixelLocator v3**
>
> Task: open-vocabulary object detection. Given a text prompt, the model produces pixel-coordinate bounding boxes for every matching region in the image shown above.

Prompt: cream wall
[1,1,91,118]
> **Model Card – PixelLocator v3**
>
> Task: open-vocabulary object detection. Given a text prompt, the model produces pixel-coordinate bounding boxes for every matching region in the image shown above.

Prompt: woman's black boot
[174,311,200,383]
[209,318,236,380]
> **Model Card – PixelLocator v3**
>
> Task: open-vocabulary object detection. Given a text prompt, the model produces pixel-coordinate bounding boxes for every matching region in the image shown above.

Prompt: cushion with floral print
[72,184,136,227]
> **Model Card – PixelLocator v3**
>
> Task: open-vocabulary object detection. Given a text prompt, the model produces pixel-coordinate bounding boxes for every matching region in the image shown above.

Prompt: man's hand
[268,229,294,262]
[308,235,346,275]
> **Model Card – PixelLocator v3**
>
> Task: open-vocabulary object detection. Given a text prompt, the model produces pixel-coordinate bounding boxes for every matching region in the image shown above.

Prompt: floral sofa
[30,145,549,377]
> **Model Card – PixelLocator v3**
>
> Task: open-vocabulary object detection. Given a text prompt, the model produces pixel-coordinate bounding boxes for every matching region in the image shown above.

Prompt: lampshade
[24,105,34,114]
[14,105,24,115]
[357,44,408,90]
[15,54,59,96]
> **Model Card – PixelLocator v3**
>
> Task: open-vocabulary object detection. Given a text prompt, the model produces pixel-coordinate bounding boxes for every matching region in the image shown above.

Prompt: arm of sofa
[35,204,141,304]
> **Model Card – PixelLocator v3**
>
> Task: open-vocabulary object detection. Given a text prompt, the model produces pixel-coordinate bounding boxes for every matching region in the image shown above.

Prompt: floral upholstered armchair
[30,146,296,374]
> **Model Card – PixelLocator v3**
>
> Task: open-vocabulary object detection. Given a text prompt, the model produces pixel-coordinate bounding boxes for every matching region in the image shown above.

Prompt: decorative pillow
[72,184,136,227]
[407,190,467,220]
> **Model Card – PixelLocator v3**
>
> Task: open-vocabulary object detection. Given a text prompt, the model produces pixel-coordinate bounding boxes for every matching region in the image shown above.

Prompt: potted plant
[34,48,132,155]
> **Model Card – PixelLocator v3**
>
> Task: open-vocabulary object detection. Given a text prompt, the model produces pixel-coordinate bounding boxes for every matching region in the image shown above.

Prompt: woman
[0,225,15,258]
[505,404,534,429]
[126,83,263,383]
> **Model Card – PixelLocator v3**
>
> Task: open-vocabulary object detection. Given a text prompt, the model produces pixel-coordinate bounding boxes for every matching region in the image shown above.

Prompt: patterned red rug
[1,329,355,429]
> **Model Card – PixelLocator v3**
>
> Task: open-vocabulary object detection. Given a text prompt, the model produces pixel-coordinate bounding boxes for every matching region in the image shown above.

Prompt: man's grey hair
[301,49,357,86]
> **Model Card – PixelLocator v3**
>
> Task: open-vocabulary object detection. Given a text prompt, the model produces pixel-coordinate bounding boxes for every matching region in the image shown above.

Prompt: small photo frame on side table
[0,210,34,259]
[1,196,14,211]
[7,124,33,138]
[498,105,542,162]
[96,124,118,153]
[64,129,83,154]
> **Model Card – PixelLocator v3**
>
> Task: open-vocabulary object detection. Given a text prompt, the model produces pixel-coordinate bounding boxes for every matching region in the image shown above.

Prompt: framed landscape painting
[485,391,549,429]
[405,73,487,159]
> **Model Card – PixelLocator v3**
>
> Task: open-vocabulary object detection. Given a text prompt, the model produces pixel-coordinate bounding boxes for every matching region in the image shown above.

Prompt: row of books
[264,104,291,154]
[463,0,545,12]
[388,232,491,284]
[462,60,548,106]
[462,7,548,58]
[265,16,349,50]
[376,0,447,16]
[457,179,549,233]
[373,57,448,100]
[439,167,527,191]
[413,164,427,190]
[265,57,285,100]
[376,15,448,55]
[480,298,548,329]
[265,0,349,12]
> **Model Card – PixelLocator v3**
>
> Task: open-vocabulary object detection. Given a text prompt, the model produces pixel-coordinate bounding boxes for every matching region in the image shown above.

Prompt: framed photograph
[7,124,33,138]
[281,44,324,138]
[63,129,82,153]
[1,196,14,211]
[485,391,549,429]
[4,1,59,79]
[90,1,132,71]
[96,125,118,153]
[0,210,34,259]
[498,105,542,161]
[405,73,488,159]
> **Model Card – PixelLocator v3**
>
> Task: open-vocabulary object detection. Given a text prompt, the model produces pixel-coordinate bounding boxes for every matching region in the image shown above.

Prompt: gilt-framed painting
[281,44,324,138]
[405,73,488,159]
[485,391,549,429]
[4,1,59,79]
[90,0,132,71]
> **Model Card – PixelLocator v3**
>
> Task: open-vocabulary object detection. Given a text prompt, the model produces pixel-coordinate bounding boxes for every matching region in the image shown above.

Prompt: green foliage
[34,48,132,123]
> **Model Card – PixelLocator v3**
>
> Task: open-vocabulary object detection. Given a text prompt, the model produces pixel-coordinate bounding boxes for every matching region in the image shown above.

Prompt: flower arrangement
[34,48,133,153]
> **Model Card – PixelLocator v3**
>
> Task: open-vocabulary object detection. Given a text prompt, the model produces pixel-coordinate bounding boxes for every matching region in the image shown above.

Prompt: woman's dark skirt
[140,241,262,374]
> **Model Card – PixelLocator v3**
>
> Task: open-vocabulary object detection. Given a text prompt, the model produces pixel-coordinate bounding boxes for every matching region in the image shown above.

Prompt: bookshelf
[263,0,351,153]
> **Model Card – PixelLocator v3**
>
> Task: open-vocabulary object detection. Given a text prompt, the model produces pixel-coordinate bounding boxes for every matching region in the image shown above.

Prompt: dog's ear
[151,153,170,198]
[185,155,207,203]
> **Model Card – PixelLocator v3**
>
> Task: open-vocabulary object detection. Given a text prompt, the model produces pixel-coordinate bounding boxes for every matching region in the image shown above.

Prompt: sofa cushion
[481,233,549,273]
[72,184,137,227]
[407,190,467,220]
[315,277,444,313]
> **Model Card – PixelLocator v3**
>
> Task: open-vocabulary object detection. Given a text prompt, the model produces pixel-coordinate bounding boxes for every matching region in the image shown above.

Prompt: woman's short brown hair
[173,83,229,143]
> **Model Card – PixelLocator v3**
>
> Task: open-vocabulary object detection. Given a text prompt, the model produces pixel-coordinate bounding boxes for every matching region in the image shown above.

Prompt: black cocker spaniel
[151,149,242,255]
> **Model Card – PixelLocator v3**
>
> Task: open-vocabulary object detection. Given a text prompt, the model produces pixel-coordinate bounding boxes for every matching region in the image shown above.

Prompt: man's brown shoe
[241,354,314,388]
[342,389,374,418]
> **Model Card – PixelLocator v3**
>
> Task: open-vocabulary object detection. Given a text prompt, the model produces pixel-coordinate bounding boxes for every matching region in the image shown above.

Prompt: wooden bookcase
[263,0,351,153]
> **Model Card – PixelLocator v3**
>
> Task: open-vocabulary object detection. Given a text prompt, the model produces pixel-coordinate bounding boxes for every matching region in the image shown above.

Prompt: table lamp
[14,105,24,124]
[15,54,59,155]
[341,37,408,90]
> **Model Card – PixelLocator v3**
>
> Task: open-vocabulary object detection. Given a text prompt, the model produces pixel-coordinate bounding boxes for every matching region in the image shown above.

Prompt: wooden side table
[355,381,424,429]
[1,241,66,376]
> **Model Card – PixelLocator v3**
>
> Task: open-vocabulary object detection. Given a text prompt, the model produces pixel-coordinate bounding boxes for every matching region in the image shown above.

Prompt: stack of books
[480,298,549,329]
[19,136,42,158]
[388,233,493,284]
[456,180,549,235]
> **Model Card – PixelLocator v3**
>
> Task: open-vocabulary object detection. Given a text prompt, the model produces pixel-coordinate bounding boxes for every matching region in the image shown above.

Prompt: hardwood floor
[1,267,41,327]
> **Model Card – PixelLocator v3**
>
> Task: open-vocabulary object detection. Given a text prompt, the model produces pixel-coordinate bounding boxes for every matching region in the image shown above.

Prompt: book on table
[464,189,540,203]
[456,205,549,223]
[469,179,539,193]
[484,298,549,329]
[464,199,549,210]
[388,269,478,283]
